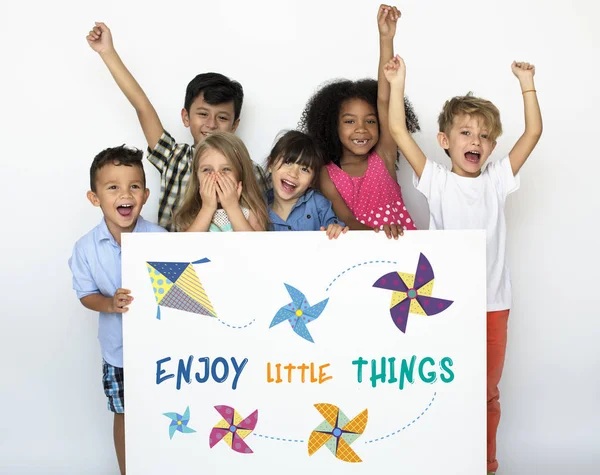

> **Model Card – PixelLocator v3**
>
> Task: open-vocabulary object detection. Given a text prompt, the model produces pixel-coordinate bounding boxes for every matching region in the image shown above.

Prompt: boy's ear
[143,188,150,205]
[490,140,497,154]
[231,118,240,133]
[437,132,450,151]
[181,108,190,128]
[87,190,101,207]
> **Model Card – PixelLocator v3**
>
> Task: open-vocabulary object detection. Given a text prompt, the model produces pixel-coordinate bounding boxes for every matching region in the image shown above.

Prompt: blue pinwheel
[269,284,329,343]
[163,406,196,440]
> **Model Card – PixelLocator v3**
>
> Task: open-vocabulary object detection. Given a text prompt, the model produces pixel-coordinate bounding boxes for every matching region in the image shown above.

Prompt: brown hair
[438,92,503,142]
[172,132,269,231]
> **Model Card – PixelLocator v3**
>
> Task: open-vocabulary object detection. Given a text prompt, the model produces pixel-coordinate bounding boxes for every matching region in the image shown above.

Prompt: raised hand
[378,4,401,39]
[215,173,242,211]
[383,54,406,84]
[86,22,114,55]
[199,172,218,212]
[512,61,535,83]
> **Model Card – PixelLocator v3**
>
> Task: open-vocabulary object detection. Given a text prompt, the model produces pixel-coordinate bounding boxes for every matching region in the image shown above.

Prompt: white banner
[122,230,486,474]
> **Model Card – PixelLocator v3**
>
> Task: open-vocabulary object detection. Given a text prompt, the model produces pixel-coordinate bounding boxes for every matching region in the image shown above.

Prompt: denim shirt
[267,189,344,231]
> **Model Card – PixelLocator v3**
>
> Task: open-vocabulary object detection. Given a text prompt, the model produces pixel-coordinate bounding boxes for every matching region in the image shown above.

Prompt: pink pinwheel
[209,405,258,454]
[373,253,453,333]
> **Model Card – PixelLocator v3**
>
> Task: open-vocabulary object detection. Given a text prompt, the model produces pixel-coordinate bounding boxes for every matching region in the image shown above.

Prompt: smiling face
[438,114,497,177]
[337,98,379,159]
[270,155,315,207]
[182,93,239,146]
[87,163,149,239]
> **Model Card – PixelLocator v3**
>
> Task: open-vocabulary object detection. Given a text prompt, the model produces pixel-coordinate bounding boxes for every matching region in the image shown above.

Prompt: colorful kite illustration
[163,406,196,440]
[209,405,258,454]
[308,403,368,463]
[373,253,453,333]
[269,284,328,343]
[146,258,217,320]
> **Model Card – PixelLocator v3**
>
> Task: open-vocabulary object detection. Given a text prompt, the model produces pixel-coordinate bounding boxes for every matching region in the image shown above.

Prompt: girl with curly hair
[299,5,419,238]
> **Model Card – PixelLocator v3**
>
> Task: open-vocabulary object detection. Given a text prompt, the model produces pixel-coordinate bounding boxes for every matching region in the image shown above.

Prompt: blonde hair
[172,132,269,231]
[438,92,503,141]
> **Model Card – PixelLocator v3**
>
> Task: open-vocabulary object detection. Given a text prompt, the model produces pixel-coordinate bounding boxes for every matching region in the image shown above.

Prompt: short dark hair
[89,145,145,192]
[184,72,244,121]
[266,130,324,187]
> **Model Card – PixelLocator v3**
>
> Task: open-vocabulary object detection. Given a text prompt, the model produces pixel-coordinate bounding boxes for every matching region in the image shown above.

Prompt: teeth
[119,204,132,208]
[282,180,296,187]
[352,139,368,145]
[468,151,480,155]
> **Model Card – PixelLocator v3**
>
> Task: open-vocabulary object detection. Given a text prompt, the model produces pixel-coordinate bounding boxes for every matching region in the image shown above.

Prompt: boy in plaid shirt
[87,22,271,230]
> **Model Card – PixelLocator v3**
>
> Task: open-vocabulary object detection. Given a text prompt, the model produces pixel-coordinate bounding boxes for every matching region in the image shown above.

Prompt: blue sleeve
[68,243,99,300]
[315,192,345,228]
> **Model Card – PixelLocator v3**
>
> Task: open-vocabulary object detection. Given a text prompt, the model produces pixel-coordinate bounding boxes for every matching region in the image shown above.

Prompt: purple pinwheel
[209,405,258,454]
[269,284,329,343]
[373,253,453,333]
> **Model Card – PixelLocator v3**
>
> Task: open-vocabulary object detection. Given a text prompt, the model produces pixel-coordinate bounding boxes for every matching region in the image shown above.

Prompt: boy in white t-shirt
[384,56,542,474]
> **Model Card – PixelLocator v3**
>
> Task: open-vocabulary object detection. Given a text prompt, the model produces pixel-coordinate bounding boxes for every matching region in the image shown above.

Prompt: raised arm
[87,22,164,149]
[508,61,542,175]
[375,5,401,176]
[320,168,371,230]
[384,55,427,178]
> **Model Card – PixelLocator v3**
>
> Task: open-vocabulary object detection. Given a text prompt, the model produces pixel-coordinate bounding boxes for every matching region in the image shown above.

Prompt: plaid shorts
[102,360,125,413]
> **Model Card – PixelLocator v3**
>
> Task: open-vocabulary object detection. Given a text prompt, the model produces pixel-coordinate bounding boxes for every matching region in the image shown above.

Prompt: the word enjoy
[156,355,248,390]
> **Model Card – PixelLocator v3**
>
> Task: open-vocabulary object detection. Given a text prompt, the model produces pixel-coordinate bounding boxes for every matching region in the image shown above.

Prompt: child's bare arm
[384,55,427,178]
[319,168,371,230]
[376,5,401,176]
[80,289,133,314]
[87,22,164,149]
[508,61,542,175]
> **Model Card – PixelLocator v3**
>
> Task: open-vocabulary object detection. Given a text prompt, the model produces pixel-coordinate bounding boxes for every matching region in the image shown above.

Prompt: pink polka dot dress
[326,151,417,230]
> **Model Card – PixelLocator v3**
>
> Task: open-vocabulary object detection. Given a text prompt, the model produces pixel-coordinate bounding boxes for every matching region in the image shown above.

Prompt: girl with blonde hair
[172,132,268,232]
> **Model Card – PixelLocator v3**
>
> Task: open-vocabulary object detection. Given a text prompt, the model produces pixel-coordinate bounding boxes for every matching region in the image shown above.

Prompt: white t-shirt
[414,157,520,311]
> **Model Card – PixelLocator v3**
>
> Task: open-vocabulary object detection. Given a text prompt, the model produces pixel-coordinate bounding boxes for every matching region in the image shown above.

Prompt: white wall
[1,0,598,473]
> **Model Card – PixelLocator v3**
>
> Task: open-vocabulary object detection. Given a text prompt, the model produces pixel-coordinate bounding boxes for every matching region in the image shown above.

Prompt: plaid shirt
[147,130,271,230]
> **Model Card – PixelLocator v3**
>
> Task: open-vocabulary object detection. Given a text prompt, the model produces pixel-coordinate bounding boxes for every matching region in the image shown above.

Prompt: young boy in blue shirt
[69,145,165,474]
[86,22,271,231]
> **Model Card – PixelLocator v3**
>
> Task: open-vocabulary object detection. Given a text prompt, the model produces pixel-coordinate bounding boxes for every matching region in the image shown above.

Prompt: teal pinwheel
[163,406,196,440]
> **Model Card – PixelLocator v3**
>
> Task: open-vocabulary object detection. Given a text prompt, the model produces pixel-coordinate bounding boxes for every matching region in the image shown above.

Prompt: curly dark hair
[298,78,420,166]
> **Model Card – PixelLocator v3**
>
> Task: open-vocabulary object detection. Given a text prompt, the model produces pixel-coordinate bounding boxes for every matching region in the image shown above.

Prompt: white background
[1,0,598,473]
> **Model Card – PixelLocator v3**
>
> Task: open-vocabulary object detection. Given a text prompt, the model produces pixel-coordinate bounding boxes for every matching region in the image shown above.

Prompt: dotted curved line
[217,318,255,329]
[252,433,304,443]
[326,260,398,292]
[364,392,437,444]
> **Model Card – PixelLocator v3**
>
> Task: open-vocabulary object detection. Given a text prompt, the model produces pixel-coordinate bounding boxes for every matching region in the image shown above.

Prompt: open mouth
[464,151,481,164]
[352,139,369,146]
[117,204,133,217]
[280,179,297,194]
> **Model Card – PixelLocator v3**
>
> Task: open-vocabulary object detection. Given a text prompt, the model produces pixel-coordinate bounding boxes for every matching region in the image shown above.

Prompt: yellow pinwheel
[308,403,368,463]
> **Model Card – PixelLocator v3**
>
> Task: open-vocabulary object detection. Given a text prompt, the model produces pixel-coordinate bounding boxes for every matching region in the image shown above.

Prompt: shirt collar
[267,188,315,210]
[95,216,146,245]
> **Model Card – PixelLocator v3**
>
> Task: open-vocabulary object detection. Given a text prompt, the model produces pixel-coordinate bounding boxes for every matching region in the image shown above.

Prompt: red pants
[487,309,509,473]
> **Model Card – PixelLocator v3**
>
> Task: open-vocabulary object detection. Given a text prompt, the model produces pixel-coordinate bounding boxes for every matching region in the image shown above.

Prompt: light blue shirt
[267,189,344,231]
[69,216,166,367]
